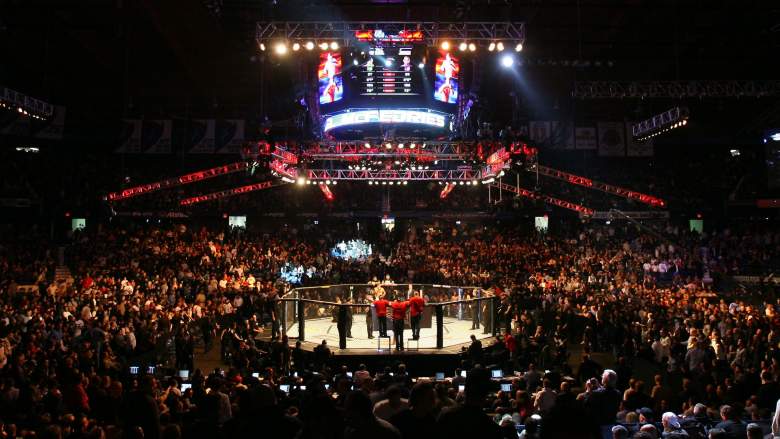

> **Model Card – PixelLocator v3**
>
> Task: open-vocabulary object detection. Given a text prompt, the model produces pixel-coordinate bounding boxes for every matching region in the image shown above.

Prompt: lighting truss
[256,21,525,47]
[439,183,456,199]
[303,146,469,161]
[305,168,479,181]
[272,148,298,164]
[269,159,298,180]
[632,107,689,141]
[587,211,670,220]
[108,162,249,201]
[179,180,286,206]
[318,184,334,201]
[1,86,55,119]
[298,140,500,161]
[492,181,595,215]
[480,147,511,179]
[532,165,666,208]
[572,80,780,99]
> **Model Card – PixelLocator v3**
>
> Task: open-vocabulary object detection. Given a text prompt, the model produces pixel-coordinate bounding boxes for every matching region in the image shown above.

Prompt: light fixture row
[261,40,523,55]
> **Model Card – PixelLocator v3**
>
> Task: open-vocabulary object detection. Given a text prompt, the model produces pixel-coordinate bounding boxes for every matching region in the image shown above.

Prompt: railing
[278,283,500,350]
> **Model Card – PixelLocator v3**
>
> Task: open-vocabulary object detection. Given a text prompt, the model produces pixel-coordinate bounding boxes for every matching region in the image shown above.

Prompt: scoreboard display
[358,46,423,96]
[317,42,462,134]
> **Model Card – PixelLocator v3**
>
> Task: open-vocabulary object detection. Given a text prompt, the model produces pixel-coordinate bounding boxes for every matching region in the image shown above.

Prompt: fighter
[322,53,340,103]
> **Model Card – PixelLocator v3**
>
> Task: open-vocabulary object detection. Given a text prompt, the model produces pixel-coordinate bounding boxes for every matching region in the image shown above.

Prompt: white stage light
[501,55,514,68]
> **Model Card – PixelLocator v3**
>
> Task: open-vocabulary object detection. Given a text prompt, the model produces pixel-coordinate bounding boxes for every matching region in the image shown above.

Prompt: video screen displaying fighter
[433,51,459,104]
[318,52,343,104]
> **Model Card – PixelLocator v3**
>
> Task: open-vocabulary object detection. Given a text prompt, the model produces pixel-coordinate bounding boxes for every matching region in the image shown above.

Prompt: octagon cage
[279,283,500,351]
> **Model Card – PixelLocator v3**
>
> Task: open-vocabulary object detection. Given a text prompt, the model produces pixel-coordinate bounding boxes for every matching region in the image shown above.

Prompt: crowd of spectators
[0,219,779,439]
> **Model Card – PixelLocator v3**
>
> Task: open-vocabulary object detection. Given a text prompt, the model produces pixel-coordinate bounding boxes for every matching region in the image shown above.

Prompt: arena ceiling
[1,0,778,144]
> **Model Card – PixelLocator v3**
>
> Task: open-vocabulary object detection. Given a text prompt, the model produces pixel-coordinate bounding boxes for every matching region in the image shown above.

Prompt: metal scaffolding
[532,165,666,208]
[256,21,525,46]
[107,162,249,201]
[179,180,286,206]
[304,168,480,181]
[491,181,595,215]
[572,80,780,99]
[299,141,483,161]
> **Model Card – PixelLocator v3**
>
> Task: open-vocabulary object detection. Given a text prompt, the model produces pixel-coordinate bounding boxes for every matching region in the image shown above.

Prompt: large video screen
[357,46,424,97]
[434,51,459,104]
[317,45,462,131]
[318,52,344,105]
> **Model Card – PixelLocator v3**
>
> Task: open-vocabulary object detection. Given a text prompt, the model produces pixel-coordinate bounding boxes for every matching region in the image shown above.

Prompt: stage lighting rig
[1,87,55,120]
[632,106,689,142]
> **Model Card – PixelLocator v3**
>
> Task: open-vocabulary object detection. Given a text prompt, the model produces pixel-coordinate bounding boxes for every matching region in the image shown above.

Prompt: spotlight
[353,59,359,66]
[274,42,288,55]
[514,43,522,51]
[459,42,467,51]
[398,143,404,148]
[440,41,450,51]
[682,119,687,125]
[364,142,371,148]
[385,143,392,149]
[385,59,392,66]
[468,43,476,52]
[319,42,329,50]
[292,43,300,51]
[296,177,306,185]
[330,41,339,50]
[369,181,373,185]
[305,41,314,50]
[325,180,331,185]
[418,62,425,69]
[472,180,478,185]
[410,143,416,149]
[501,55,514,68]
[488,42,496,51]
[496,42,505,51]
[259,43,266,51]
[403,181,408,185]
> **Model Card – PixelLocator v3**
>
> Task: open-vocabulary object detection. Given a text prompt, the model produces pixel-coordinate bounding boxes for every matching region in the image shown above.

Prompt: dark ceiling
[1,0,778,144]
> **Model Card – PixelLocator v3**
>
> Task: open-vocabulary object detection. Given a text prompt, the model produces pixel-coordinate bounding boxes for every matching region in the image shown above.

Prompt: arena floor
[286,316,493,351]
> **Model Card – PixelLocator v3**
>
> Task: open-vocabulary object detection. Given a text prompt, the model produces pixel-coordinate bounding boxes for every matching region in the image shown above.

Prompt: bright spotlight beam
[501,55,514,68]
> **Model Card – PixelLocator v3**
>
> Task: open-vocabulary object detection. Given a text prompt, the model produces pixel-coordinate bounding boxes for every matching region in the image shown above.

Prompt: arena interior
[1,1,780,439]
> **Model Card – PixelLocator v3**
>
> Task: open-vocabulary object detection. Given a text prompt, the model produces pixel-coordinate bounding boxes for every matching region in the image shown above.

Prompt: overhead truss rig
[302,168,481,182]
[107,140,667,214]
[302,141,476,161]
[255,21,525,47]
[107,162,249,201]
[531,165,666,207]
[491,182,595,216]
[180,180,286,206]
[572,80,780,99]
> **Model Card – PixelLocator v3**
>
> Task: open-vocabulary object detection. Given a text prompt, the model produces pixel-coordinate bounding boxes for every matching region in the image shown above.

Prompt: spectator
[344,391,401,439]
[374,385,409,421]
[437,368,502,439]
